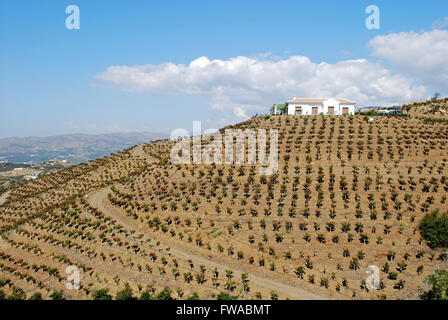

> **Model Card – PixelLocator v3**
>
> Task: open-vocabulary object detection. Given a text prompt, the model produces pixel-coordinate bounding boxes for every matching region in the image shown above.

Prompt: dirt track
[87,187,327,300]
[0,191,10,205]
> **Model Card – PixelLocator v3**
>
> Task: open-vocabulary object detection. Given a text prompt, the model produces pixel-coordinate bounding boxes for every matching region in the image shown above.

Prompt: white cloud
[368,29,448,93]
[433,16,448,29]
[96,55,427,117]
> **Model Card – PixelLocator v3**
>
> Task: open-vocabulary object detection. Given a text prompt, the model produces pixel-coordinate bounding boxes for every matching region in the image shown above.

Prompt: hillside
[0,160,74,197]
[0,111,447,300]
[403,97,448,119]
[0,132,167,164]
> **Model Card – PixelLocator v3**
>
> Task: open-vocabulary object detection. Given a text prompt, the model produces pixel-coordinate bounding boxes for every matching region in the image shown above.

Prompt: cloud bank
[96,56,426,118]
[95,29,448,118]
[368,29,448,92]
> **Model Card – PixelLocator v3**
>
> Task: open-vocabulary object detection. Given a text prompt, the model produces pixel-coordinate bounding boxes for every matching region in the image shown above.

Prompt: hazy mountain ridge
[0,131,168,163]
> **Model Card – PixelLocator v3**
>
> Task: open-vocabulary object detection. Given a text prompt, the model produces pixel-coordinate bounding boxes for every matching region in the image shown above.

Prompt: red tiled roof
[287,98,327,103]
[287,98,356,104]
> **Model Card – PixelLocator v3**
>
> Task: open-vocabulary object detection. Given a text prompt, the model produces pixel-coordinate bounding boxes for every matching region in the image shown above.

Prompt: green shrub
[29,292,43,300]
[8,287,27,300]
[388,272,398,280]
[49,290,64,300]
[419,209,448,248]
[187,292,199,300]
[216,292,238,300]
[138,290,152,300]
[419,269,448,300]
[0,279,10,287]
[115,284,135,300]
[155,288,172,300]
[93,289,112,300]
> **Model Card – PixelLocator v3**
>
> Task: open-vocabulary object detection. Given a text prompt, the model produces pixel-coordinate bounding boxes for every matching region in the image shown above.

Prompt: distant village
[0,159,73,194]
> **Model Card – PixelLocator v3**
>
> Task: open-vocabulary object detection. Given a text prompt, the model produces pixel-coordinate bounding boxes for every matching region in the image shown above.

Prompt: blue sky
[0,0,447,138]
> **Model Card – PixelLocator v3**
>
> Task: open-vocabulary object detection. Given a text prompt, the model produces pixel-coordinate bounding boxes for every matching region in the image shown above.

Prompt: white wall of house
[287,99,355,115]
[287,102,322,115]
[338,103,355,115]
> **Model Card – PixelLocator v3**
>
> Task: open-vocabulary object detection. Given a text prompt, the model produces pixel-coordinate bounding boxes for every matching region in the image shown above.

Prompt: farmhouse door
[328,106,334,115]
[342,107,349,114]
[312,107,318,115]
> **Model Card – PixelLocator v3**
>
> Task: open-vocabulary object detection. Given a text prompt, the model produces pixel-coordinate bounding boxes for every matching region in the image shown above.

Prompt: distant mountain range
[0,132,168,164]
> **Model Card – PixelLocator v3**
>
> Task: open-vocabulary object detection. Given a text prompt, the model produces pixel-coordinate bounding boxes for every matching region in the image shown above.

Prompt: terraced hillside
[0,112,447,300]
[403,97,448,118]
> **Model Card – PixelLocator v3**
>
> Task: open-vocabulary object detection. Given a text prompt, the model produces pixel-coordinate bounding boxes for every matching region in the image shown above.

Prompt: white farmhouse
[286,98,356,116]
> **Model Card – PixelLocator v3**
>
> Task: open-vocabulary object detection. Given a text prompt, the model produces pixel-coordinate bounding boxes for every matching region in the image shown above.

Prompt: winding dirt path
[87,187,328,300]
[0,191,10,205]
